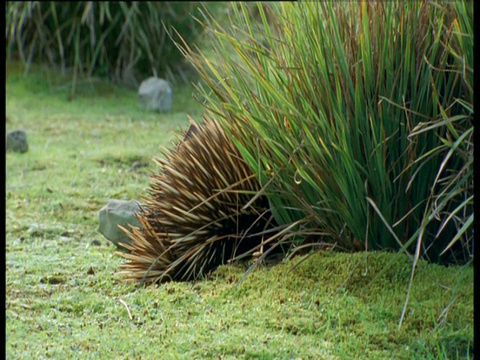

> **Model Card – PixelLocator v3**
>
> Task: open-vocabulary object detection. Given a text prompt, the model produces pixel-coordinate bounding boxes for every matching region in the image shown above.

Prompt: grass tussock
[184,1,473,266]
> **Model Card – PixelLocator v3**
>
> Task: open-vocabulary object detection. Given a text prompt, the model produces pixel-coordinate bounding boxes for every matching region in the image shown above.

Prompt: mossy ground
[5,62,473,359]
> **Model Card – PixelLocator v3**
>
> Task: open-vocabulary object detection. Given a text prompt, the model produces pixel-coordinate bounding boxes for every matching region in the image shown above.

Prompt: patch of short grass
[6,61,200,239]
[6,61,473,359]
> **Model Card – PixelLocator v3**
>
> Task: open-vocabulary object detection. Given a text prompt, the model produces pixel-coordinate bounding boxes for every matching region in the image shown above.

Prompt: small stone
[6,130,28,153]
[98,199,143,247]
[138,77,173,112]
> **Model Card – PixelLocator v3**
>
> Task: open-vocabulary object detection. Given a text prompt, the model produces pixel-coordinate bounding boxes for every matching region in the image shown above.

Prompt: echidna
[118,116,278,284]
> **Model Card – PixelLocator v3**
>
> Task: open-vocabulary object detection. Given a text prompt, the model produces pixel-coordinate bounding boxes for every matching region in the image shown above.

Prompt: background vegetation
[6,1,223,93]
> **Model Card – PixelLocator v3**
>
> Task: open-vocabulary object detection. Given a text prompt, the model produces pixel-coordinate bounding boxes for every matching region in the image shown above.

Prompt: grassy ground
[5,61,473,359]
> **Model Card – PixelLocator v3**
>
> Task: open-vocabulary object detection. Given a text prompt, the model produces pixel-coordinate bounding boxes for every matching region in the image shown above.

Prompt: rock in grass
[98,199,143,247]
[6,130,28,153]
[138,77,173,112]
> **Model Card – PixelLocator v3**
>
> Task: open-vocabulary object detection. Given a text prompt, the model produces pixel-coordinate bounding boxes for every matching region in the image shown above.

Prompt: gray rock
[138,77,172,112]
[6,130,28,153]
[98,199,143,247]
